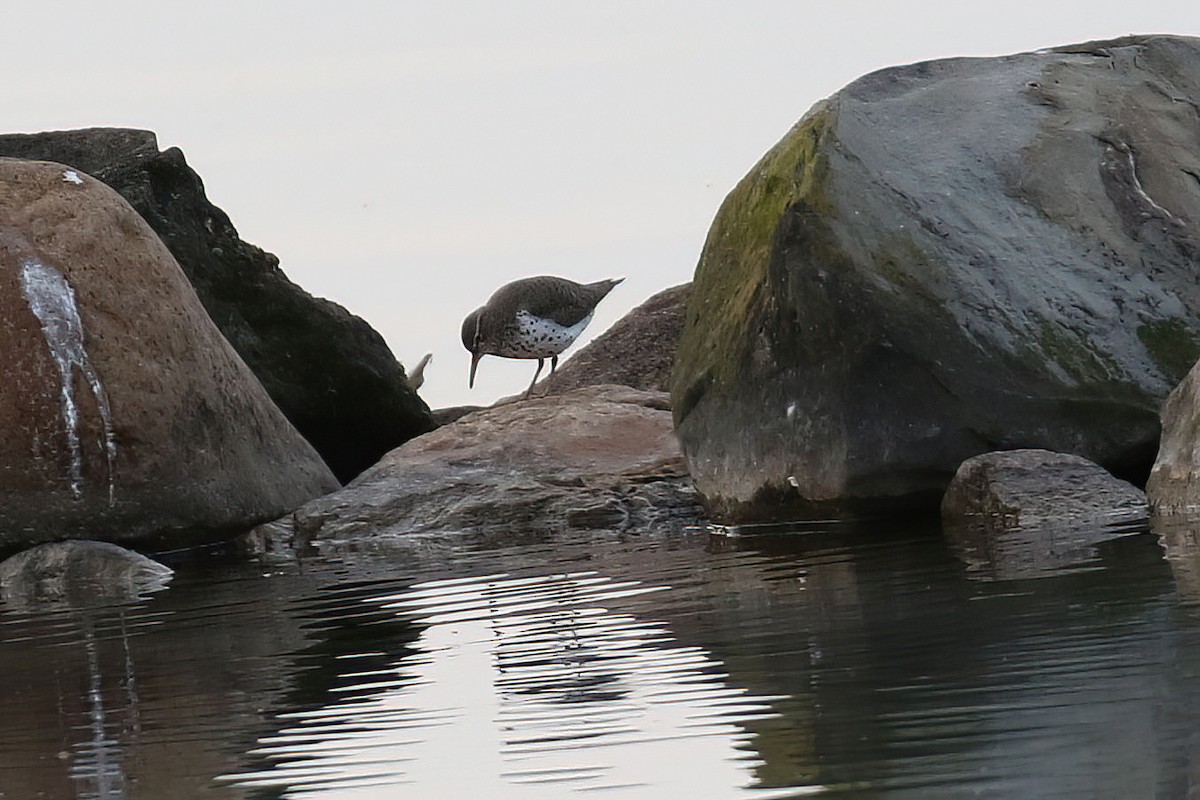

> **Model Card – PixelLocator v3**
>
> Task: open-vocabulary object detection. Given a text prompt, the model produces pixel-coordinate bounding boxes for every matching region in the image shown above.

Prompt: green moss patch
[1037,322,1121,384]
[672,103,838,419]
[1138,318,1200,383]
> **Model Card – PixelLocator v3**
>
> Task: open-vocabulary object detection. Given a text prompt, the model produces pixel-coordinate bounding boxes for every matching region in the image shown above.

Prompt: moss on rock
[1138,319,1200,384]
[672,104,837,422]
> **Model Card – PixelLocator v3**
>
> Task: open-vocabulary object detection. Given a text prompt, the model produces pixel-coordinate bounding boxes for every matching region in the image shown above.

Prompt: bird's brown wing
[490,276,598,327]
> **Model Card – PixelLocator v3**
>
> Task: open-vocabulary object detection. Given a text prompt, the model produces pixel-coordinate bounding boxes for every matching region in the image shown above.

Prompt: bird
[461,275,623,397]
[406,353,432,391]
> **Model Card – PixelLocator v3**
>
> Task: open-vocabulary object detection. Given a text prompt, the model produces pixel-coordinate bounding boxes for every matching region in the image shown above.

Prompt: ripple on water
[218,569,818,798]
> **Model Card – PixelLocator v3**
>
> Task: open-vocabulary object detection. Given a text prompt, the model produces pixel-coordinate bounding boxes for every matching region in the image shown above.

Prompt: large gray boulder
[0,158,338,550]
[672,35,1200,521]
[252,385,704,545]
[0,128,436,483]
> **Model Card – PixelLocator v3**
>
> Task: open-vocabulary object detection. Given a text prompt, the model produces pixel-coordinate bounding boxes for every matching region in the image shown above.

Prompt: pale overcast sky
[3,2,1198,407]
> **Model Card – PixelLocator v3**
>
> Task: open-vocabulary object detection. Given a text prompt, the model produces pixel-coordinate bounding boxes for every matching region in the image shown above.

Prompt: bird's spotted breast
[490,309,594,358]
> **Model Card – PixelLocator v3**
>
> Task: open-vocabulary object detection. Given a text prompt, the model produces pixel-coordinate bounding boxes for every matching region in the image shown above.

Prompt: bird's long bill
[468,351,482,388]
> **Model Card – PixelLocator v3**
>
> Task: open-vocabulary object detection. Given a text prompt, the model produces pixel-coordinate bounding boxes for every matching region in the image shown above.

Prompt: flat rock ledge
[247,385,706,550]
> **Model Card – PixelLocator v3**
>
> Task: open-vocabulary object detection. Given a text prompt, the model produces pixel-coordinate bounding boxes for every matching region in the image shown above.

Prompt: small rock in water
[941,449,1148,580]
[941,449,1148,530]
[0,540,173,607]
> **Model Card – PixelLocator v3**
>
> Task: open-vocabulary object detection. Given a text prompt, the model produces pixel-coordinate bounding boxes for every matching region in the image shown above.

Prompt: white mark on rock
[786,402,797,420]
[1122,147,1184,226]
[61,170,84,185]
[19,258,116,503]
[787,475,800,489]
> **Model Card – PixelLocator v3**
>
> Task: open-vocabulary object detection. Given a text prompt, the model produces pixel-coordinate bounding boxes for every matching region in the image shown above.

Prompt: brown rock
[0,157,338,550]
[0,128,436,483]
[534,283,689,397]
[255,385,704,543]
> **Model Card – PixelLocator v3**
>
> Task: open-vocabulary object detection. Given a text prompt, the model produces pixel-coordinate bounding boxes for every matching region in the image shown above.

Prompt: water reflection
[944,514,1151,581]
[0,599,163,800]
[3,520,1200,798]
[221,570,810,798]
[701,526,1187,798]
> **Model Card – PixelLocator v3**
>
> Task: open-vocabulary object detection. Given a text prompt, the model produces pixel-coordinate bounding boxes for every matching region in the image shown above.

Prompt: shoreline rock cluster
[5,34,1200,591]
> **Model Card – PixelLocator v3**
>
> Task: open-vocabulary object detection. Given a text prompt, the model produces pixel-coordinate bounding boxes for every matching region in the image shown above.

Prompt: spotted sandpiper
[462,275,623,397]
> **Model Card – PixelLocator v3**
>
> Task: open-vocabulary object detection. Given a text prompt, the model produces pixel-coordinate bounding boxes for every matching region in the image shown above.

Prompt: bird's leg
[550,354,558,375]
[525,357,545,398]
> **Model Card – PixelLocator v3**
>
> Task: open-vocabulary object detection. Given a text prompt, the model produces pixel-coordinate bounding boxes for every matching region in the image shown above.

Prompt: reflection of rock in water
[0,541,172,608]
[946,519,1151,581]
[1157,523,1200,603]
[219,570,792,797]
[278,577,422,713]
[0,542,170,798]
[70,617,127,800]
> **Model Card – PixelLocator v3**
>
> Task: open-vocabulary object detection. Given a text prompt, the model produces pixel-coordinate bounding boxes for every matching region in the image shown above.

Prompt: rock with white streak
[0,157,338,550]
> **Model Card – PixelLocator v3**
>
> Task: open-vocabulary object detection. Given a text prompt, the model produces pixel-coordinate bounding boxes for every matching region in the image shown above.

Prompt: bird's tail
[589,277,624,299]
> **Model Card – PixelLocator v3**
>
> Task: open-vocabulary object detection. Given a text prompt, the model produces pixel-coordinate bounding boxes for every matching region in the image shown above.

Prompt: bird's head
[461,307,485,388]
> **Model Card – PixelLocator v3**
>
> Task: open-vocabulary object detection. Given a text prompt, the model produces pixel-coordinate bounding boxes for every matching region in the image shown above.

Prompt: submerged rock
[0,128,436,482]
[672,35,1200,521]
[0,157,338,549]
[0,541,172,606]
[255,385,705,545]
[534,283,691,397]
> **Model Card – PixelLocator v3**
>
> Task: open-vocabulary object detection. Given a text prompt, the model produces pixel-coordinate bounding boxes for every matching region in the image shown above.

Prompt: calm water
[3,515,1200,799]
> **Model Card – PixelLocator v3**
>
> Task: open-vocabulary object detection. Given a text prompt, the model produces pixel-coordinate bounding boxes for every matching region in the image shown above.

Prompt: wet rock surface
[672,35,1200,521]
[251,385,705,546]
[0,157,338,550]
[0,128,435,482]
